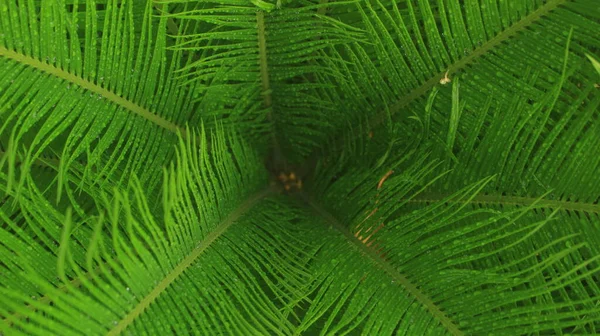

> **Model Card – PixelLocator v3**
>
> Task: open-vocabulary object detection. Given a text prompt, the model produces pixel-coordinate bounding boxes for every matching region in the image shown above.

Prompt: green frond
[301,150,600,334]
[160,0,367,164]
[0,126,283,334]
[304,0,600,166]
[0,0,195,202]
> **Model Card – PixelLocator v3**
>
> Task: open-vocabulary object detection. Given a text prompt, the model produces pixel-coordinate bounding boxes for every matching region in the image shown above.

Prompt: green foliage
[1,0,599,335]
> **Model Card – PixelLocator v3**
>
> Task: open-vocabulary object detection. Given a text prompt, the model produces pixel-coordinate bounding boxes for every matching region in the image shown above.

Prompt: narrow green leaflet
[586,53,600,75]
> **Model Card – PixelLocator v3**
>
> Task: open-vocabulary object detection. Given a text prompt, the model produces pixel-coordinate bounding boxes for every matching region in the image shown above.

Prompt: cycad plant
[1,0,600,334]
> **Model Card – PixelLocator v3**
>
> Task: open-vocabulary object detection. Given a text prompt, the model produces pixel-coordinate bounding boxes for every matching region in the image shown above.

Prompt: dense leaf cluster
[1,0,600,335]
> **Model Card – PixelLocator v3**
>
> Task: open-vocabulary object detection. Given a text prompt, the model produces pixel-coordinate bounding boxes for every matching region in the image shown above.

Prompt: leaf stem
[256,11,285,171]
[407,193,600,214]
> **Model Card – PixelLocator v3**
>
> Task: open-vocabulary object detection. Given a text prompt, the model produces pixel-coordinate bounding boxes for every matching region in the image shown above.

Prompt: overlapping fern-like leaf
[0,0,194,201]
[1,127,319,335]
[159,0,367,163]
[301,144,600,334]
